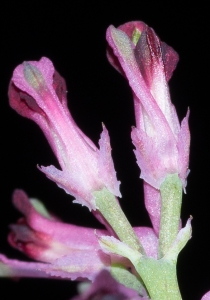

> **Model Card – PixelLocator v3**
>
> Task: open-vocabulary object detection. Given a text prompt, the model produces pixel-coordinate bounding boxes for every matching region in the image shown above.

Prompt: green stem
[111,263,145,294]
[94,188,145,253]
[100,213,192,300]
[138,257,182,300]
[158,174,182,258]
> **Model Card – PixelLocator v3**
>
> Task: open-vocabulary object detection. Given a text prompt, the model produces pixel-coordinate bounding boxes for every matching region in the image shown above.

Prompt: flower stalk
[94,188,145,253]
[158,173,182,258]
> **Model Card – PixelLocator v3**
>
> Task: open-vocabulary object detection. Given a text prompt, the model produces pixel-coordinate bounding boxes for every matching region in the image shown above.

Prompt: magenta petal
[134,26,179,85]
[161,41,179,82]
[52,70,68,107]
[134,25,180,137]
[134,26,162,88]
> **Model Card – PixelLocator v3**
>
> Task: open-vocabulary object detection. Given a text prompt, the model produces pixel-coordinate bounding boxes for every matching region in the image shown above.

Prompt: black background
[1,1,210,299]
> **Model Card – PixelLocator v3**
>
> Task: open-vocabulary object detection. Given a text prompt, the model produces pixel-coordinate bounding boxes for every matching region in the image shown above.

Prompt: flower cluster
[1,20,209,300]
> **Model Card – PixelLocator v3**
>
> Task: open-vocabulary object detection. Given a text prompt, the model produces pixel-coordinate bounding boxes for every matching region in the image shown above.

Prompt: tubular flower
[1,190,158,281]
[8,57,121,210]
[106,21,190,191]
[5,189,110,280]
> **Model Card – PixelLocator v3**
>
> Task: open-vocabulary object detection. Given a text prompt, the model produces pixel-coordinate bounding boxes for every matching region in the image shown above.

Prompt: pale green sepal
[132,28,141,46]
[164,218,192,262]
[30,198,51,219]
[158,173,182,258]
[99,235,142,263]
[111,264,146,295]
[94,188,145,253]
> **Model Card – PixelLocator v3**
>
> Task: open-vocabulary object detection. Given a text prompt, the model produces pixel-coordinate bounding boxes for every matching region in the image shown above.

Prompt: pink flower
[8,57,121,210]
[106,21,190,191]
[4,189,110,280]
[0,190,158,281]
[106,21,190,234]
